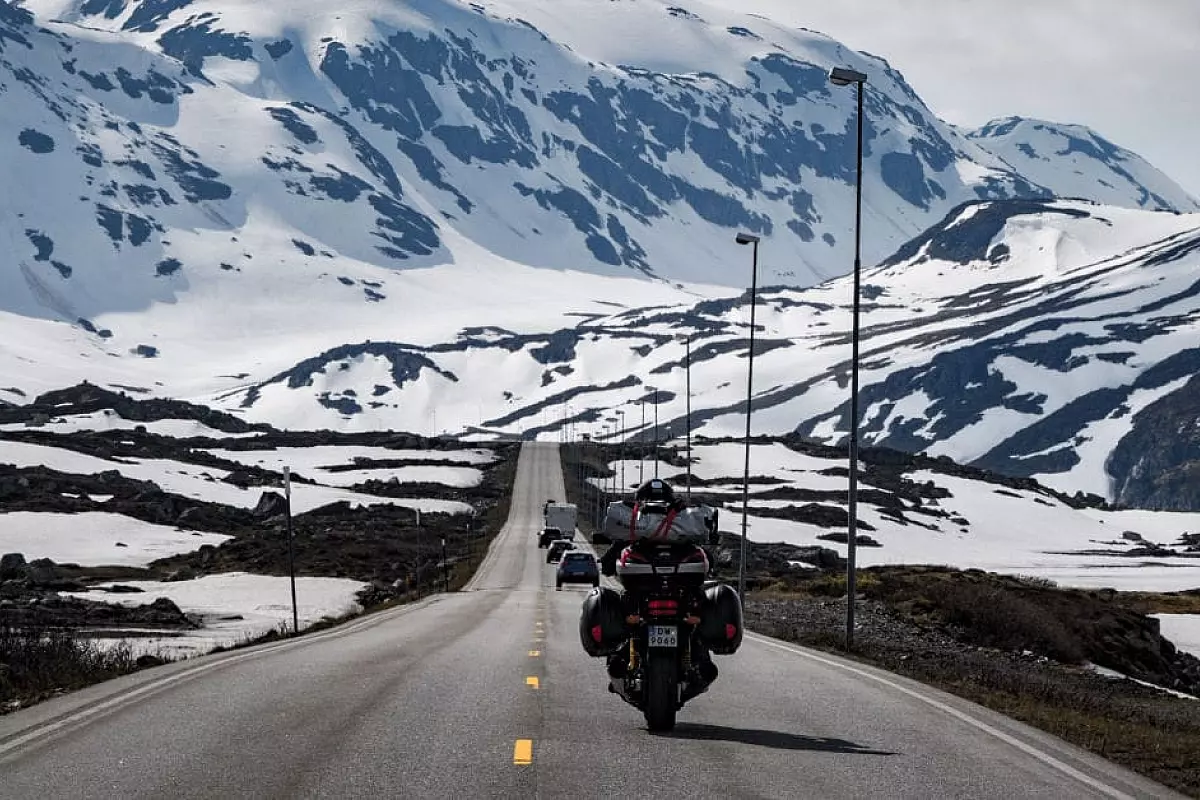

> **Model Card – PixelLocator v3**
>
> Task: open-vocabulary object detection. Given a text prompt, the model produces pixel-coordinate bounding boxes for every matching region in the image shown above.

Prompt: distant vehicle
[556,552,599,589]
[544,503,578,538]
[546,539,575,564]
[538,527,564,548]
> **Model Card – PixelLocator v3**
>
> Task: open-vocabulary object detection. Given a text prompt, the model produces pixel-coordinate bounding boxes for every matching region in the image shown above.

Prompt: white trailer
[544,503,578,538]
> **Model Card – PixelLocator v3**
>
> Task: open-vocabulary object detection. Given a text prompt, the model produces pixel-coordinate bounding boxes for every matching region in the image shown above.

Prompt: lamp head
[735,232,759,245]
[828,66,868,86]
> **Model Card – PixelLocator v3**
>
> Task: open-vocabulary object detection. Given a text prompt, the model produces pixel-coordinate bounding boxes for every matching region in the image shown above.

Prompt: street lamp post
[599,423,610,527]
[734,232,761,603]
[616,409,626,497]
[606,420,616,500]
[639,396,646,485]
[683,335,692,500]
[829,64,868,651]
[652,388,659,477]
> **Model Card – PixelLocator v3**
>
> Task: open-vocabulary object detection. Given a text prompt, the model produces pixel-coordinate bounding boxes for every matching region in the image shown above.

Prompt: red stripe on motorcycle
[653,507,679,539]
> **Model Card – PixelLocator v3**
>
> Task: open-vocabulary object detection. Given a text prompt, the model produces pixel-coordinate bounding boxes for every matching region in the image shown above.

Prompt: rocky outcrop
[1108,374,1200,510]
[0,383,272,434]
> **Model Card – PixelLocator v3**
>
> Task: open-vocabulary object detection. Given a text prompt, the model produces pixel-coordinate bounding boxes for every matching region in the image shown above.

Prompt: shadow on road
[662,723,894,755]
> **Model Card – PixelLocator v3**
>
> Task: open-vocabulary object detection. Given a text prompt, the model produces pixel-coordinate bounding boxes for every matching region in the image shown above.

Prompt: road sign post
[283,467,299,635]
[441,536,449,592]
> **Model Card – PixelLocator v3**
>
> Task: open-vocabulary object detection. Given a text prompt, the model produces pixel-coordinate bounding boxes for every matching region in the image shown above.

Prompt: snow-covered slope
[4,0,1194,302]
[607,439,1200,592]
[968,117,1198,213]
[4,197,1198,510]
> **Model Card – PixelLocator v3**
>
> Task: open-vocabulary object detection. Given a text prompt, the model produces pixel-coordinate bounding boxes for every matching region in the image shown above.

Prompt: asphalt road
[0,442,1182,799]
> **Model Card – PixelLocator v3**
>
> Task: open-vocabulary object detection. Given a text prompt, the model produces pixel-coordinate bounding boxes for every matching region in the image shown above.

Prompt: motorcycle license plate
[648,625,678,648]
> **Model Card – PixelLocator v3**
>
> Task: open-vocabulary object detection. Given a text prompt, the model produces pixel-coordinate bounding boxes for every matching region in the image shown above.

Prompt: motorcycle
[581,540,743,732]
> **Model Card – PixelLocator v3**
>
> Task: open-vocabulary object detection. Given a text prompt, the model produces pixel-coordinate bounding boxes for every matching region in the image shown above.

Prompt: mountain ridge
[5,0,1195,294]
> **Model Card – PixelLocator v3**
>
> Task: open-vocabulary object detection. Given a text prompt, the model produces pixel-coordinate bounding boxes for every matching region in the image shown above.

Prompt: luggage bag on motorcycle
[697,583,743,655]
[579,586,626,657]
[602,501,715,544]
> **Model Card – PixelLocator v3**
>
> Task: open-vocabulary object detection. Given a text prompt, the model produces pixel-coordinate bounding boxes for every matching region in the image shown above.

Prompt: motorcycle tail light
[591,624,603,643]
[647,599,679,616]
[725,623,738,640]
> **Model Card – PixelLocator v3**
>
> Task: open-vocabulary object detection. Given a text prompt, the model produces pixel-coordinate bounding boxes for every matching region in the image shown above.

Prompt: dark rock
[816,532,882,547]
[0,552,27,579]
[253,491,288,518]
[223,470,257,488]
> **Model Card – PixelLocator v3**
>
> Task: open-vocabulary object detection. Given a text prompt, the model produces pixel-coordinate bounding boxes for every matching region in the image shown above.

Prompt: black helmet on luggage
[635,478,675,504]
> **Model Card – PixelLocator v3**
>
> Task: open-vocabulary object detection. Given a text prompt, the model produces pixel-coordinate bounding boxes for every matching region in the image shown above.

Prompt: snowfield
[1153,614,1200,660]
[0,511,230,567]
[598,441,1200,594]
[203,445,492,487]
[67,573,367,660]
[0,410,258,438]
[0,439,475,515]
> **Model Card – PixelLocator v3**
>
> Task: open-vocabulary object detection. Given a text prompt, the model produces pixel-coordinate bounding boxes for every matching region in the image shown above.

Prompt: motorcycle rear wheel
[643,651,678,732]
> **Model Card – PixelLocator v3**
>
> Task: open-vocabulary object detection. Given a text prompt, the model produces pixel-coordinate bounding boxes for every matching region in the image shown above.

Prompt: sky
[709,0,1200,198]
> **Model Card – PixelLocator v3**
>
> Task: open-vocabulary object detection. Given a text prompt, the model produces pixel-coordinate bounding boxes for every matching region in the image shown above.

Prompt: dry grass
[748,566,1200,798]
[0,622,143,712]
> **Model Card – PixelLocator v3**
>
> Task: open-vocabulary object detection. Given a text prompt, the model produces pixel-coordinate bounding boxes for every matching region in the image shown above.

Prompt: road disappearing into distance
[0,443,1180,799]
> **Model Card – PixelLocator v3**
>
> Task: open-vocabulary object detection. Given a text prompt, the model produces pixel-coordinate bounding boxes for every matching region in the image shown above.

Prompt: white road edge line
[746,634,1134,800]
[0,598,435,758]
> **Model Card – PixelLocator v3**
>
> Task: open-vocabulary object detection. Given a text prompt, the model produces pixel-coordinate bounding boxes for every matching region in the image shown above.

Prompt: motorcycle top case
[579,586,626,657]
[697,583,744,655]
[602,501,716,544]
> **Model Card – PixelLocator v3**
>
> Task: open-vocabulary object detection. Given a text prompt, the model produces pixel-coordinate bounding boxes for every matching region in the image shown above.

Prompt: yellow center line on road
[514,739,533,765]
[526,676,540,689]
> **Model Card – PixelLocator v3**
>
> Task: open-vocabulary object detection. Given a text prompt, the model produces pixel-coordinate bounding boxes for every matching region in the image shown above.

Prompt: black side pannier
[697,583,743,655]
[579,586,626,656]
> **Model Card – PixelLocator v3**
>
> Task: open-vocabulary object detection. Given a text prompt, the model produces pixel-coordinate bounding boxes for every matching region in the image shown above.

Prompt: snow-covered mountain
[967,117,1197,213]
[3,1,1199,510]
[3,0,1196,301]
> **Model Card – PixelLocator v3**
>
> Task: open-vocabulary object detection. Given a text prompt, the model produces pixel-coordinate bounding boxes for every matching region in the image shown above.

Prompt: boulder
[253,491,289,519]
[0,552,27,579]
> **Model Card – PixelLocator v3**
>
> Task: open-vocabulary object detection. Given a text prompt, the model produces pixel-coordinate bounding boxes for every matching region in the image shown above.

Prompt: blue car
[556,551,599,589]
